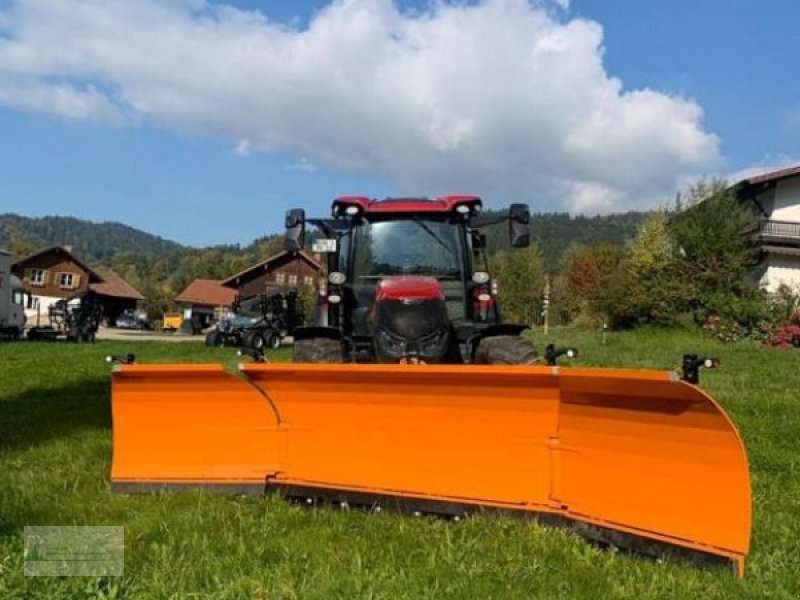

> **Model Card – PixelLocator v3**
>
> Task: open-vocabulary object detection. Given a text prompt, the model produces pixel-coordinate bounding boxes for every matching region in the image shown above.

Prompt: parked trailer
[27,290,102,342]
[205,290,304,351]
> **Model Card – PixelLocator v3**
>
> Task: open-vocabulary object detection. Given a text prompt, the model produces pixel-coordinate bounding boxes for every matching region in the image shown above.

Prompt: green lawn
[0,329,798,599]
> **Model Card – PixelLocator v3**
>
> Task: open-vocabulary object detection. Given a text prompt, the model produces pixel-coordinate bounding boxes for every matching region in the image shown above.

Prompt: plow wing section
[110,364,283,491]
[110,363,750,574]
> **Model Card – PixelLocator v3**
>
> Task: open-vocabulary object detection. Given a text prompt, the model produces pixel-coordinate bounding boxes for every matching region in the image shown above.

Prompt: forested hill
[0,213,184,262]
[481,210,650,267]
[1,210,649,269]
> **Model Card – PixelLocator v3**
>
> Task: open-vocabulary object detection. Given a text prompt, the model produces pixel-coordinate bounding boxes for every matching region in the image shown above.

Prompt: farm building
[220,250,322,297]
[733,165,800,292]
[174,279,237,328]
[176,250,321,327]
[12,245,145,325]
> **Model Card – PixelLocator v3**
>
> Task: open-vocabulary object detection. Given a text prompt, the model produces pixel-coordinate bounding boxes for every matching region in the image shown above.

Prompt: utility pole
[542,275,550,336]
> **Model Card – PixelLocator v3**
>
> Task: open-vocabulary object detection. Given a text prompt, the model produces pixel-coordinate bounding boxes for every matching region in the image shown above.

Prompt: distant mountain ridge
[1,210,649,268]
[1,209,650,319]
[0,213,184,262]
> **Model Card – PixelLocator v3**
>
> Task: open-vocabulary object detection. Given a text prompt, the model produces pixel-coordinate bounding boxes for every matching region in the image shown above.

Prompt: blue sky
[0,0,798,247]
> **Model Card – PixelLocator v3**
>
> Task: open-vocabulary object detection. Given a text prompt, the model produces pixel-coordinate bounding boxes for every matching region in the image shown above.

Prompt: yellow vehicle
[161,312,183,332]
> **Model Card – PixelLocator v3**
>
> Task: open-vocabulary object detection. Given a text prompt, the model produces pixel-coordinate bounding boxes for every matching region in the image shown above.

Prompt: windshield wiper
[411,217,456,258]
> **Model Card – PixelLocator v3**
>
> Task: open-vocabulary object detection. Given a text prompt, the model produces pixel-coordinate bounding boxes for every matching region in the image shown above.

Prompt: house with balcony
[733,166,800,292]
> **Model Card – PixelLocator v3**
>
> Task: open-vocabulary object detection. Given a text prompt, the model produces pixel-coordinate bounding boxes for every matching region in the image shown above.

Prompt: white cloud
[234,138,253,156]
[0,76,125,123]
[0,0,720,213]
[286,157,319,173]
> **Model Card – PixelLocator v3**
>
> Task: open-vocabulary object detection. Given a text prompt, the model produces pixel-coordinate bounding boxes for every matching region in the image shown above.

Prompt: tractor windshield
[352,219,465,280]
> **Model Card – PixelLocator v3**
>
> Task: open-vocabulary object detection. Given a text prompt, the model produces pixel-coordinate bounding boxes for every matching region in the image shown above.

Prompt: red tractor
[284,195,537,364]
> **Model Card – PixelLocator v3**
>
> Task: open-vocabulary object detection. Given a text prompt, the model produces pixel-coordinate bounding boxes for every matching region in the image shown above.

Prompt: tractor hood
[371,277,450,362]
[374,276,444,303]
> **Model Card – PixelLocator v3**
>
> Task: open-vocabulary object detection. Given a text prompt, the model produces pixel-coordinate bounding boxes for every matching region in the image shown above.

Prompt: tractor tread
[294,337,342,363]
[474,335,538,365]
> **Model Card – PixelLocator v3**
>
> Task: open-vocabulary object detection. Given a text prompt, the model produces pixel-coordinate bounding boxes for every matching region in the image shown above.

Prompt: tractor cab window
[353,219,464,279]
[347,219,467,335]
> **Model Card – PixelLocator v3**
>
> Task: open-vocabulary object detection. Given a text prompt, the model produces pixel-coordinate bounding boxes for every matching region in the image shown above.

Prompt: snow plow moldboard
[109,362,751,576]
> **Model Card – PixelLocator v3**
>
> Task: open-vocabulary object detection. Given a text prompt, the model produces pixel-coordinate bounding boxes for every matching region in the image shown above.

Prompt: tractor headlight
[472,271,490,285]
[328,271,346,285]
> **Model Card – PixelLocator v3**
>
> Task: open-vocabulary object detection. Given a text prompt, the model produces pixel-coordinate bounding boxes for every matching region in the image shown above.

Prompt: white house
[734,166,800,292]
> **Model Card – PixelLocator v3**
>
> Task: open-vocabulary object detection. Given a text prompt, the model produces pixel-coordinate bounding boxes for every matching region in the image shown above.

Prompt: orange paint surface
[110,362,750,575]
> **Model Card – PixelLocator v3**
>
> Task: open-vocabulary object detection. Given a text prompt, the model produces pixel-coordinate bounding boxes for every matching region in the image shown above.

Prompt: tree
[670,182,759,306]
[490,245,545,325]
[596,211,687,328]
[558,242,621,322]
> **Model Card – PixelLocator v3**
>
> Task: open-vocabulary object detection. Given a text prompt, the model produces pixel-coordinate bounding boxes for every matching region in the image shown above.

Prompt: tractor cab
[285,196,532,363]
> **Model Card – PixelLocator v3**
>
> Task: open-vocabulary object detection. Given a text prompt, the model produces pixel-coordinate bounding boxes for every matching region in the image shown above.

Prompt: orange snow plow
[110,361,751,575]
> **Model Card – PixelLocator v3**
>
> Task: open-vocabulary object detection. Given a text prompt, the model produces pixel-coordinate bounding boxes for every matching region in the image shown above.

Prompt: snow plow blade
[110,363,751,575]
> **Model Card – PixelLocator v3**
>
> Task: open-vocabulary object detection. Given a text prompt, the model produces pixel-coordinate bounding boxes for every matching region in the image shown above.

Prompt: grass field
[1,328,799,599]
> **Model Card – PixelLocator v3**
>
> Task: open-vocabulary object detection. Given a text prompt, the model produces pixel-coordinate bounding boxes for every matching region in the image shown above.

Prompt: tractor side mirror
[284,208,306,253]
[509,203,530,248]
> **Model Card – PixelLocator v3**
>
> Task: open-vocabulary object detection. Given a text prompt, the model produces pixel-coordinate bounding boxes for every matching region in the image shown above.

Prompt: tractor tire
[294,337,342,363]
[474,335,538,365]
[244,331,267,351]
[205,330,223,347]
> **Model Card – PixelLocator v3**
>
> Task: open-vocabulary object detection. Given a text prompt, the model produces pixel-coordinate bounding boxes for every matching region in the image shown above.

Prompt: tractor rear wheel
[294,337,342,363]
[474,335,537,365]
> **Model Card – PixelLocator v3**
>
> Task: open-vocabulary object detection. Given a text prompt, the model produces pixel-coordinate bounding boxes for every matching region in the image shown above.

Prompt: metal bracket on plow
[681,354,720,384]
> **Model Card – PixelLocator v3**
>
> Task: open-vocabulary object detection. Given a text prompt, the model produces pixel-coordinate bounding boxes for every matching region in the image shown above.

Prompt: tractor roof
[332,195,481,215]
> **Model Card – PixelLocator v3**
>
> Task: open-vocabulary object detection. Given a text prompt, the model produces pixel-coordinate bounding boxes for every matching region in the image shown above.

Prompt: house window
[275,273,286,284]
[288,274,298,285]
[304,276,313,286]
[58,272,79,290]
[29,268,47,287]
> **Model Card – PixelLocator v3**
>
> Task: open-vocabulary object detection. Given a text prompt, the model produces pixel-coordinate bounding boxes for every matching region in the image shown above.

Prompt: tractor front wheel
[474,335,537,365]
[294,337,342,363]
